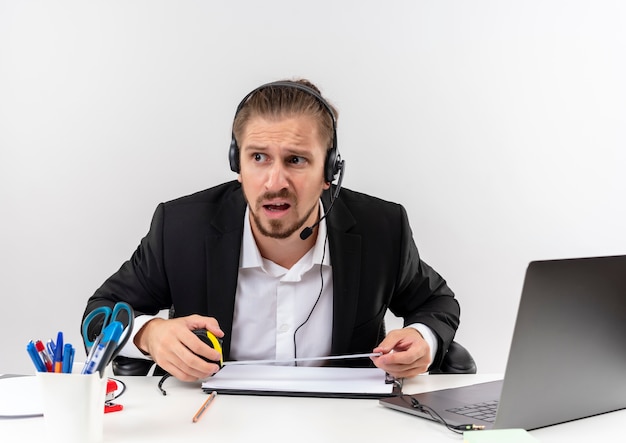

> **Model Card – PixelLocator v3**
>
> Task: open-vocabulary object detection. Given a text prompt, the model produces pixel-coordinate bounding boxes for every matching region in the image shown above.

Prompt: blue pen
[26,341,47,372]
[62,343,75,373]
[46,338,56,357]
[46,339,55,362]
[82,321,123,375]
[46,339,56,357]
[53,331,64,373]
[84,333,102,368]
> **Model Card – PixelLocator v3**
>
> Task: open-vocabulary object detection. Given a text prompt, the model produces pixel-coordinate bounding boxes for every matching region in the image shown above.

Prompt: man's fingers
[141,316,223,380]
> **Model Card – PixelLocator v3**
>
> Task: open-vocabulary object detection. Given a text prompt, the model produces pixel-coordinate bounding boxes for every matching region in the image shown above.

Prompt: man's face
[237,114,330,240]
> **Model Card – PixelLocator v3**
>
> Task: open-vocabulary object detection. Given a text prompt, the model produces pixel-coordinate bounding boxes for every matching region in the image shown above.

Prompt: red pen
[34,340,53,372]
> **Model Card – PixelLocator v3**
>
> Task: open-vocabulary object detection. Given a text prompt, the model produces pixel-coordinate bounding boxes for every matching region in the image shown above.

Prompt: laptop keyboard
[446,400,499,423]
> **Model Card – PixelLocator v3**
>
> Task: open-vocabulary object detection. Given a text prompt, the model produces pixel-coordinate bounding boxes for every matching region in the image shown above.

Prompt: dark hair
[232,79,338,151]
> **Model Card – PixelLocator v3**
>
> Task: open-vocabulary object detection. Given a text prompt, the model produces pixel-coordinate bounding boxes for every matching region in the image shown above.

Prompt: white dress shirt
[229,206,333,365]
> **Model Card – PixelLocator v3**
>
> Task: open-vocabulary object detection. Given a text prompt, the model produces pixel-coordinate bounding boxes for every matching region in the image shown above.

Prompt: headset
[228,81,343,184]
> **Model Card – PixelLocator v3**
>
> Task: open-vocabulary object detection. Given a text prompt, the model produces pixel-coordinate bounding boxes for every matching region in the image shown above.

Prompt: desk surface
[2,373,624,442]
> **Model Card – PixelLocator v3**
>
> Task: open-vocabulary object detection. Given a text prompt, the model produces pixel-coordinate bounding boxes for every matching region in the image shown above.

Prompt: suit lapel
[325,193,362,355]
[204,185,246,358]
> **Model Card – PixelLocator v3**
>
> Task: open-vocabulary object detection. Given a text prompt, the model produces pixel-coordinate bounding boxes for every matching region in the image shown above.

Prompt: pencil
[192,390,217,423]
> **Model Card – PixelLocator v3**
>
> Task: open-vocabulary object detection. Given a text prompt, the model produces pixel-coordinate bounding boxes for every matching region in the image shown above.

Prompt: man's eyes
[251,154,307,165]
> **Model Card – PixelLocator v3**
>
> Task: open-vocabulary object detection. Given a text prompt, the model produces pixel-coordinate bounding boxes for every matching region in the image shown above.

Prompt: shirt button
[278,324,290,333]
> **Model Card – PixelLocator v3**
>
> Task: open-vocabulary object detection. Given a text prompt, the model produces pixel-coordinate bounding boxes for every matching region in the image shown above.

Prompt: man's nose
[265,162,289,190]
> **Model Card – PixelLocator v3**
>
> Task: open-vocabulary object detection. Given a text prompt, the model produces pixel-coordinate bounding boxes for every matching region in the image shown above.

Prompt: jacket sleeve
[82,203,173,343]
[388,205,460,370]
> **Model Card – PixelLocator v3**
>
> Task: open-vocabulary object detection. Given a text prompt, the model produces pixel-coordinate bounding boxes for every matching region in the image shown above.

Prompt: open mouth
[264,203,291,212]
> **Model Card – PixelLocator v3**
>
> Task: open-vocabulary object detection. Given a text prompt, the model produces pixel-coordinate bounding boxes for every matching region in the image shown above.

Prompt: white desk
[2,374,624,442]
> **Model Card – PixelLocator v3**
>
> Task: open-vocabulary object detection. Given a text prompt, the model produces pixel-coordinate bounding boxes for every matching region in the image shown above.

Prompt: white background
[1,1,624,375]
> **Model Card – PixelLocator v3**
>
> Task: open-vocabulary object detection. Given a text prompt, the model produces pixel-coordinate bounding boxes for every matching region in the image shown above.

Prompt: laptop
[380,255,626,430]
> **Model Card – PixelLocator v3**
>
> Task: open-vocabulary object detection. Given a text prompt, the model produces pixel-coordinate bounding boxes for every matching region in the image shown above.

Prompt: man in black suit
[83,79,460,382]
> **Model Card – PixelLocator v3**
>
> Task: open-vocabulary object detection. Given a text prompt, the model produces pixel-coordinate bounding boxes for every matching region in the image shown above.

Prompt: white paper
[201,365,394,396]
[0,376,43,418]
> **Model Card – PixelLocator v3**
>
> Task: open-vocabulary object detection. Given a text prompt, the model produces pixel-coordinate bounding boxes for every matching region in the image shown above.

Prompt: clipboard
[201,365,403,399]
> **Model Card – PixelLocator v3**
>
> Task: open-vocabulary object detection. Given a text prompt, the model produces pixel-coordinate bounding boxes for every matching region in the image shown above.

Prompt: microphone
[299,227,315,241]
[300,160,345,240]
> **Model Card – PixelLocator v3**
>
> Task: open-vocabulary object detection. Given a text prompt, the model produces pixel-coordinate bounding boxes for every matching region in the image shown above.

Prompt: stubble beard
[249,190,318,240]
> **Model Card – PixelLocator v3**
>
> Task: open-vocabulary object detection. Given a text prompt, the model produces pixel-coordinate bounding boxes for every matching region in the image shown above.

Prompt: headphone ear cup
[229,136,240,173]
[324,147,340,183]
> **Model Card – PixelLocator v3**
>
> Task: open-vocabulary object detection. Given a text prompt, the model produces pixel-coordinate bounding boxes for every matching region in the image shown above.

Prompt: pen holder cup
[36,372,108,443]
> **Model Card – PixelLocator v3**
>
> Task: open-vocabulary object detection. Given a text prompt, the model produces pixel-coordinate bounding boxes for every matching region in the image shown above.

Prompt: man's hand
[371,327,431,378]
[134,314,224,382]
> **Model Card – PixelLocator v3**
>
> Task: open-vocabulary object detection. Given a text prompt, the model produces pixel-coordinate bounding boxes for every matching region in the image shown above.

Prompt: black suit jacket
[85,181,460,369]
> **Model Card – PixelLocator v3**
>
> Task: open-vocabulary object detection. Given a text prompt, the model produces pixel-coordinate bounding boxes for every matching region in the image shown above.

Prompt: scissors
[82,302,134,361]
